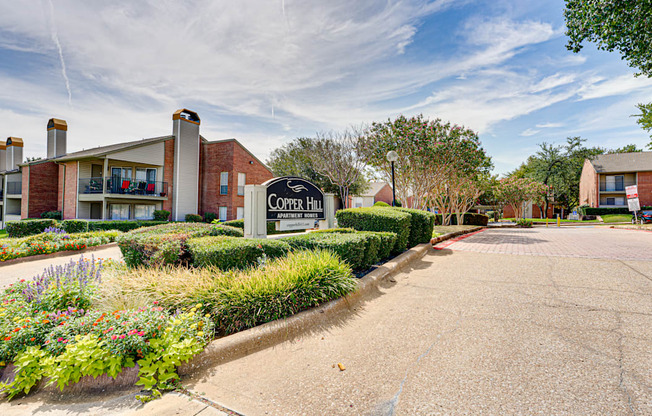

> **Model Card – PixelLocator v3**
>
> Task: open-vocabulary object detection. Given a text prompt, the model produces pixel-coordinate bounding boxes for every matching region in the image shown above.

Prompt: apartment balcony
[78,177,168,201]
[6,182,22,198]
[599,181,636,192]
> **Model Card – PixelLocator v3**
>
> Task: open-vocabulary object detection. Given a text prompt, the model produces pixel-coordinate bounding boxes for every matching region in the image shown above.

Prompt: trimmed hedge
[357,232,381,267]
[40,211,62,220]
[220,218,306,235]
[185,214,203,223]
[373,231,398,260]
[61,219,89,234]
[153,210,170,221]
[393,208,436,246]
[336,207,411,254]
[211,224,244,237]
[373,201,390,207]
[281,233,369,270]
[88,220,168,232]
[581,207,648,216]
[204,212,217,223]
[187,236,290,269]
[116,223,214,267]
[223,219,244,229]
[6,219,59,238]
[435,213,489,226]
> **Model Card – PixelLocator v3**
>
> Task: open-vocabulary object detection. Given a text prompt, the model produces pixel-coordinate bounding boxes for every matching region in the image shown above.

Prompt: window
[237,173,246,196]
[134,205,155,220]
[606,197,625,206]
[605,175,624,192]
[219,206,228,221]
[109,204,130,220]
[220,172,228,195]
[236,207,244,219]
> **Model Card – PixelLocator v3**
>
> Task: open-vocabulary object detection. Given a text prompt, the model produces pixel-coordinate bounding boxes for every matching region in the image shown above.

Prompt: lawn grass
[432,225,480,238]
[0,230,6,239]
[601,214,632,223]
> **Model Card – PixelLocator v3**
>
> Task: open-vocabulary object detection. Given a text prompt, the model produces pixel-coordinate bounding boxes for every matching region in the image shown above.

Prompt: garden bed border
[0,243,118,268]
[430,226,485,245]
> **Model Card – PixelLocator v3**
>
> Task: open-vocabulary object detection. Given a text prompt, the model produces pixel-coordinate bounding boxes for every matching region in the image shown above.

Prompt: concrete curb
[430,226,485,245]
[178,243,432,376]
[0,243,118,268]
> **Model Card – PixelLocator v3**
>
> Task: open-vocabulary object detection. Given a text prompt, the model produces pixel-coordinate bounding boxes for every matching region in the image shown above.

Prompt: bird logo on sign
[287,181,308,193]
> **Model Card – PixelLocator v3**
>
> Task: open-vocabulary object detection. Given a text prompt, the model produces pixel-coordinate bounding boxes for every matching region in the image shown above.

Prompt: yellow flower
[173,319,181,325]
[195,303,203,309]
[74,335,81,341]
[197,331,204,337]
[204,313,211,318]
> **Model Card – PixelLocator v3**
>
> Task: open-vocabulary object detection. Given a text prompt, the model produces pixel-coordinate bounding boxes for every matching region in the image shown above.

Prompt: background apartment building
[0,109,273,228]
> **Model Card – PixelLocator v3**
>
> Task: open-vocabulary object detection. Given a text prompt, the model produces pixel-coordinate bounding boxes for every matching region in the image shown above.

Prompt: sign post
[244,176,328,238]
[626,185,640,224]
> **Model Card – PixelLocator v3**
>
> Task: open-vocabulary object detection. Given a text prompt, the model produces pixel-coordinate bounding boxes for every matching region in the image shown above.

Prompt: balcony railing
[600,180,636,192]
[6,182,21,195]
[79,177,168,197]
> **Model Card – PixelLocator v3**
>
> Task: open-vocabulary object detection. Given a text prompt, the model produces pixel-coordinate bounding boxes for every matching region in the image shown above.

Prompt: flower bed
[0,248,356,400]
[1,229,122,263]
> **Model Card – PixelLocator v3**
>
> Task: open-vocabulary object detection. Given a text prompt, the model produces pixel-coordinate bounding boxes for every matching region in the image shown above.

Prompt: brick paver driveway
[437,226,652,261]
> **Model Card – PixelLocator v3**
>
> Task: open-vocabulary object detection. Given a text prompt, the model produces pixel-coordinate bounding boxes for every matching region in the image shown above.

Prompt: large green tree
[565,0,652,76]
[565,1,652,146]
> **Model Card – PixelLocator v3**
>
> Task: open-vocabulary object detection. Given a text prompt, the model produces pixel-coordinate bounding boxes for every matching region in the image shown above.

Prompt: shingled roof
[51,135,173,162]
[589,152,652,173]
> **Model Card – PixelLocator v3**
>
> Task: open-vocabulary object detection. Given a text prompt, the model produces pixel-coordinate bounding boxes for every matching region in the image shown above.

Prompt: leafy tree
[362,114,491,224]
[606,143,642,153]
[565,0,652,77]
[494,177,548,220]
[308,128,370,208]
[634,103,652,148]
[267,137,367,197]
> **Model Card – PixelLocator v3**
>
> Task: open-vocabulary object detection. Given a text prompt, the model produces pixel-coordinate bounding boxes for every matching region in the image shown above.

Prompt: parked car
[632,210,652,224]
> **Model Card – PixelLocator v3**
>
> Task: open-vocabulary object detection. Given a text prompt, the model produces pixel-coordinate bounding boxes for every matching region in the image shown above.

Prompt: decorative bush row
[335,207,411,254]
[434,213,489,226]
[1,230,122,262]
[580,207,650,216]
[187,237,290,269]
[221,219,305,235]
[393,208,437,246]
[5,219,169,238]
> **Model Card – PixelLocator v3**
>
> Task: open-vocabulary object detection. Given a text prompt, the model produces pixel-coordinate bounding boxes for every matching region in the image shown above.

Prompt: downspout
[54,161,66,218]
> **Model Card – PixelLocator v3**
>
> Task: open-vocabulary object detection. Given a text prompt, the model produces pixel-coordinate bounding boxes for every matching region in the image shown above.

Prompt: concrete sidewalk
[0,245,123,288]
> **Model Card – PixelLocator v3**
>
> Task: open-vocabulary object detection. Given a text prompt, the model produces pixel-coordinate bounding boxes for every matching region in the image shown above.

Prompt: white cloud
[535,122,563,128]
[520,128,540,136]
[578,74,652,101]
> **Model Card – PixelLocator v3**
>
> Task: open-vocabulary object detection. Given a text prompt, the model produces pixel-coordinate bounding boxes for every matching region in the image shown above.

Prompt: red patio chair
[146,183,155,194]
[121,180,130,193]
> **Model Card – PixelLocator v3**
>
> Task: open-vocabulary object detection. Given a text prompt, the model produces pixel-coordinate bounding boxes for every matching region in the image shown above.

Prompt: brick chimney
[47,118,67,158]
[171,109,200,221]
[5,137,23,170]
[0,139,5,171]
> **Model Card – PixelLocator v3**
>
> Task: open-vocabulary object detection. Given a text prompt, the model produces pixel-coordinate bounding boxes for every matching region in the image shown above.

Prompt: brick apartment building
[0,109,273,227]
[579,152,652,208]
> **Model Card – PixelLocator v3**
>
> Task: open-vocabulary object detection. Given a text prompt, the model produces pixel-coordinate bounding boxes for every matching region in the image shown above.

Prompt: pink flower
[119,334,126,339]
[138,331,145,336]
[111,335,117,340]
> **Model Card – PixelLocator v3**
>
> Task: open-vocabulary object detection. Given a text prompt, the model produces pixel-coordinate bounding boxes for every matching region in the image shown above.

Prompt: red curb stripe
[433,229,486,250]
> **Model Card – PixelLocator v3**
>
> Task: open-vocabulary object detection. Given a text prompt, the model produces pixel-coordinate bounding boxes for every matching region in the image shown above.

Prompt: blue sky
[0,0,651,175]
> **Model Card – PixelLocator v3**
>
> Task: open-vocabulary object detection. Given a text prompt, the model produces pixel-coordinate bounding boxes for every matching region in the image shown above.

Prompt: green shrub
[116,223,214,267]
[393,208,436,246]
[152,210,170,221]
[336,207,410,254]
[434,213,489,226]
[222,219,244,229]
[203,212,217,223]
[373,201,390,207]
[187,236,290,269]
[281,233,368,270]
[88,220,167,232]
[582,207,636,215]
[372,231,398,260]
[185,214,203,223]
[6,219,59,238]
[61,219,89,234]
[210,224,244,237]
[40,211,62,220]
[357,232,381,267]
[516,219,533,228]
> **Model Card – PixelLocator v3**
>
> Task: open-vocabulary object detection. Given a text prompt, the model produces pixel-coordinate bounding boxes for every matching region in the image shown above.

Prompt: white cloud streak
[47,0,72,106]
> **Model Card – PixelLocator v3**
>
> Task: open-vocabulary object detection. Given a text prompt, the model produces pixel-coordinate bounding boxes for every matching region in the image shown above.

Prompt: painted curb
[430,226,485,246]
[0,243,118,268]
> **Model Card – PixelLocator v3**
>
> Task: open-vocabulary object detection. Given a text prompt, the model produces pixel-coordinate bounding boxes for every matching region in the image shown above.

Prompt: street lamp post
[386,151,398,207]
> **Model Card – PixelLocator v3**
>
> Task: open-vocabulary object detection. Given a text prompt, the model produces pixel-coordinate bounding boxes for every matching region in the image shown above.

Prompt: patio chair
[146,183,156,195]
[121,180,130,193]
